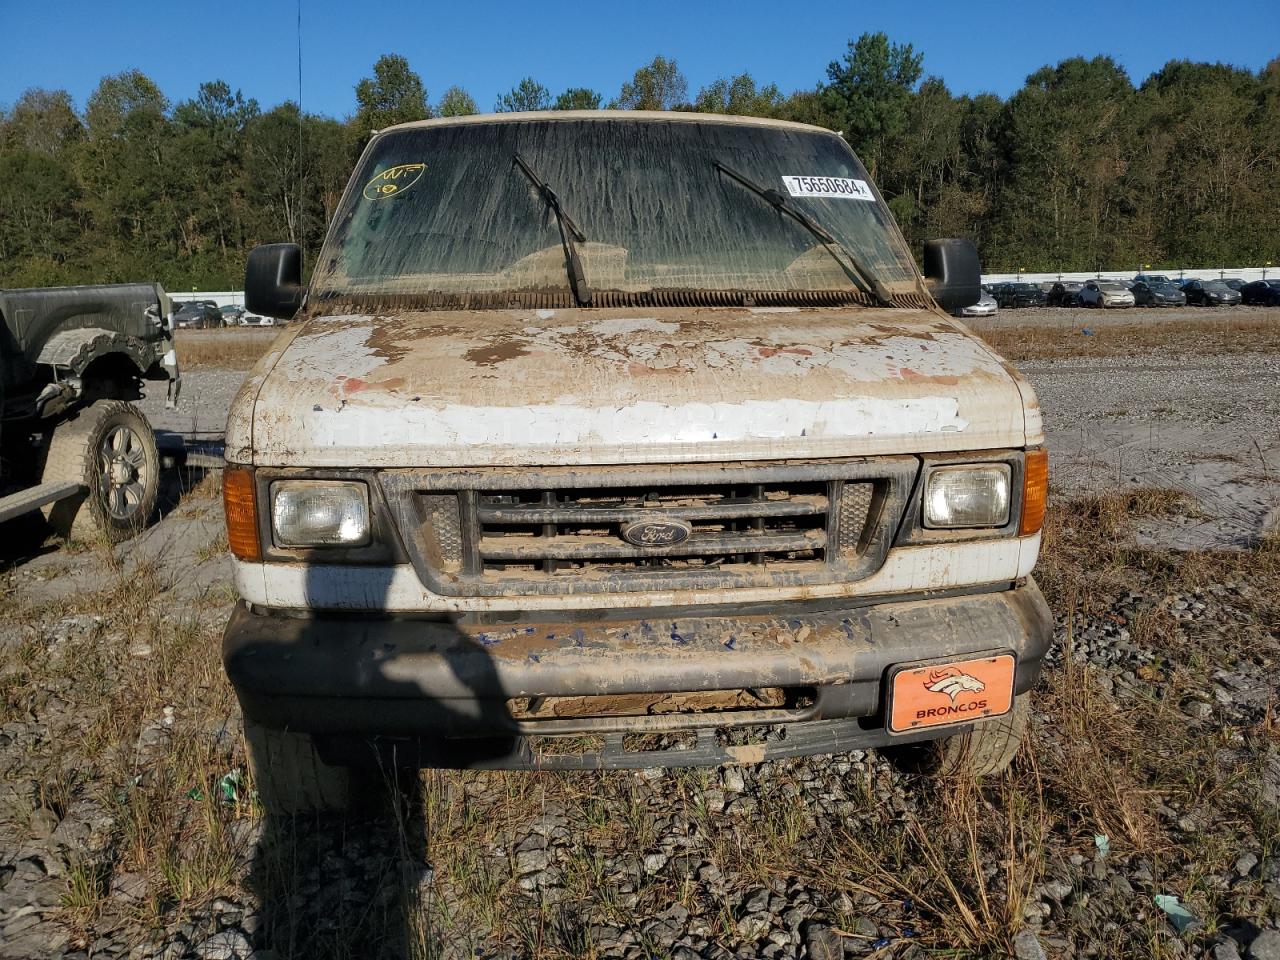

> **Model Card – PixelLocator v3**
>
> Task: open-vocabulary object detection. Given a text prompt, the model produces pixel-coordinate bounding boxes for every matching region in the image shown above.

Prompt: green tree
[172,81,260,258]
[76,70,178,277]
[436,86,478,117]
[988,56,1137,270]
[0,148,85,277]
[821,33,923,177]
[1136,61,1270,266]
[775,88,838,128]
[694,73,784,116]
[1,88,83,157]
[495,77,551,112]
[553,87,602,110]
[613,56,688,110]
[354,54,429,132]
[84,70,167,138]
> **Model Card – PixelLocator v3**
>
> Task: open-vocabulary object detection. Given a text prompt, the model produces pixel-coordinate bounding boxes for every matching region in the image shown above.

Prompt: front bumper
[225,580,1053,769]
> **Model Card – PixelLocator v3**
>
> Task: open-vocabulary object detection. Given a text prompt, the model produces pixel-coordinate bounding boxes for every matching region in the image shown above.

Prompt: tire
[245,722,411,816]
[43,400,159,543]
[246,722,363,816]
[891,694,1030,778]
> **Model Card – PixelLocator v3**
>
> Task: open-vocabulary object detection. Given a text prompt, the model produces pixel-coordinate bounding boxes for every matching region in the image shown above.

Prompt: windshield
[1011,283,1039,292]
[1150,283,1179,293]
[1203,280,1230,292]
[312,117,920,303]
[1097,281,1125,292]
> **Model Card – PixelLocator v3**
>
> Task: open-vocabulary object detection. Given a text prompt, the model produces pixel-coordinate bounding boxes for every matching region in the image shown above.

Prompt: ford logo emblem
[620,518,693,547]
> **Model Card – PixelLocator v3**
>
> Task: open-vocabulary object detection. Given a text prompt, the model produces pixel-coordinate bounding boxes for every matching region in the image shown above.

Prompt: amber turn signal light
[223,465,261,561]
[1019,448,1048,536]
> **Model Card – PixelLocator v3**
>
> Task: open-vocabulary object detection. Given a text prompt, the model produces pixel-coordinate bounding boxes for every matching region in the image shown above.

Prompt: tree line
[2,35,1277,291]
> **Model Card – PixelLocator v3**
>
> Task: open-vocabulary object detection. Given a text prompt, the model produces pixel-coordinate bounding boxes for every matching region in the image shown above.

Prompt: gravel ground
[1,312,1276,960]
[1,513,1276,960]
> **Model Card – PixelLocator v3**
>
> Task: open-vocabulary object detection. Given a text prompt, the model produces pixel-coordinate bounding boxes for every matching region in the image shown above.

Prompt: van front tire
[246,723,365,816]
[890,694,1030,778]
[245,722,414,816]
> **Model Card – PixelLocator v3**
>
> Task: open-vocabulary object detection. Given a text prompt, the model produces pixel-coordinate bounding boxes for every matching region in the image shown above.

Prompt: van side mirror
[923,238,982,312]
[245,243,304,320]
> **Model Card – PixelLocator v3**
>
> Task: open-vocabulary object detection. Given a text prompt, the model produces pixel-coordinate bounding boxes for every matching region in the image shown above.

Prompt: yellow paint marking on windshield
[362,163,427,201]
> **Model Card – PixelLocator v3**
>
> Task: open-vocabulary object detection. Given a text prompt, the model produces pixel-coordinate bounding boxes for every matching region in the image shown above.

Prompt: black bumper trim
[316,718,960,771]
[224,580,1052,765]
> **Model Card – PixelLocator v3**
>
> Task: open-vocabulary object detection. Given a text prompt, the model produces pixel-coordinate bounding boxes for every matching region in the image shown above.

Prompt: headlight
[271,480,370,547]
[924,465,1011,528]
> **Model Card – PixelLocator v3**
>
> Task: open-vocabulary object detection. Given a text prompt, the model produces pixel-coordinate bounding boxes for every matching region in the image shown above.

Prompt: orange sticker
[888,654,1015,734]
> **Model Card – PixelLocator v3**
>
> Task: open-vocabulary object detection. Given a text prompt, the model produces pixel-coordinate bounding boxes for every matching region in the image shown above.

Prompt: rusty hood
[235,306,1041,467]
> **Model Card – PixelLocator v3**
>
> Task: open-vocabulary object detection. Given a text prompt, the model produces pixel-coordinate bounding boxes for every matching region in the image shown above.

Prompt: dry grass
[1,485,1276,958]
[174,329,281,370]
[972,316,1280,362]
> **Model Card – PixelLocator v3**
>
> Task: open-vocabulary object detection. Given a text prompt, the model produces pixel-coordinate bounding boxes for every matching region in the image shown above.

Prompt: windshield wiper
[513,153,592,305]
[712,161,892,306]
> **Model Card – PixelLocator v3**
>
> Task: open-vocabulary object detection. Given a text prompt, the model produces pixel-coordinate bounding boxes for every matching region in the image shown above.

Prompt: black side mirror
[245,243,304,320]
[923,238,982,312]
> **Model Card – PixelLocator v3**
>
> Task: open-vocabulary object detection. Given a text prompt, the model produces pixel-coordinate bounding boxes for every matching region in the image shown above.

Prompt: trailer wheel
[43,400,160,543]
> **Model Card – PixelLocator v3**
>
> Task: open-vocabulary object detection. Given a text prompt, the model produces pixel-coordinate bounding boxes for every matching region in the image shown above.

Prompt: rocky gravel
[0,314,1277,958]
[0,493,1275,959]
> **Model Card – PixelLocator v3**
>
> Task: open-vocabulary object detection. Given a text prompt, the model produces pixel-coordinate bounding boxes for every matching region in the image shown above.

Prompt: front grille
[476,479,844,576]
[380,459,916,597]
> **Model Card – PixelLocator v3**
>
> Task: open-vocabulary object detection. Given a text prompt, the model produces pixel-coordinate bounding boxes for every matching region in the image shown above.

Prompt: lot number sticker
[363,163,427,200]
[782,175,875,201]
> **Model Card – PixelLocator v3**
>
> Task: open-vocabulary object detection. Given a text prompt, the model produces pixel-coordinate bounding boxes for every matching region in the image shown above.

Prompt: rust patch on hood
[465,341,532,366]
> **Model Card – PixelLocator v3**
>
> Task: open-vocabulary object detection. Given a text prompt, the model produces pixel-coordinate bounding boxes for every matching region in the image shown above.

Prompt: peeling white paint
[244,305,1030,467]
[585,317,677,336]
[311,395,967,449]
[275,319,386,381]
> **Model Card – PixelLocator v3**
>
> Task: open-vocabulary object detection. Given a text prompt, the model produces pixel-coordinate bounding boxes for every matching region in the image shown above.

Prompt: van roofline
[371,110,839,138]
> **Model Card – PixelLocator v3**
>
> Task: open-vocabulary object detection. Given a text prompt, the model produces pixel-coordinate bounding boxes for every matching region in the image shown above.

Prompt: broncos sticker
[888,654,1015,733]
[923,668,986,702]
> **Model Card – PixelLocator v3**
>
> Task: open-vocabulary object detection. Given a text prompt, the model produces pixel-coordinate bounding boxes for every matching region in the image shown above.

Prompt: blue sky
[2,0,1277,116]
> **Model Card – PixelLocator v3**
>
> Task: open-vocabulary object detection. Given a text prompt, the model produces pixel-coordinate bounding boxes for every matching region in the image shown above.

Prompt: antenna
[296,0,304,248]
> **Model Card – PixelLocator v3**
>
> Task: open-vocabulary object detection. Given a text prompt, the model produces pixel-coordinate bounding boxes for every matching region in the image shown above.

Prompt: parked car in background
[1240,279,1280,306]
[1221,278,1246,292]
[1047,281,1083,307]
[1079,279,1135,308]
[173,300,222,328]
[956,290,998,318]
[994,282,1048,308]
[1134,274,1172,285]
[220,305,246,325]
[1132,280,1186,307]
[1182,279,1242,306]
[1117,278,1136,290]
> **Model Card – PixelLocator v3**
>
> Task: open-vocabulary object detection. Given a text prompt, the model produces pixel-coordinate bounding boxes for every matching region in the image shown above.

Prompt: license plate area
[887,653,1015,735]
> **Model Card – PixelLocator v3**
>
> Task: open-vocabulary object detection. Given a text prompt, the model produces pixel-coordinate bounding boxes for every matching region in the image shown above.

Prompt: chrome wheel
[98,424,150,520]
